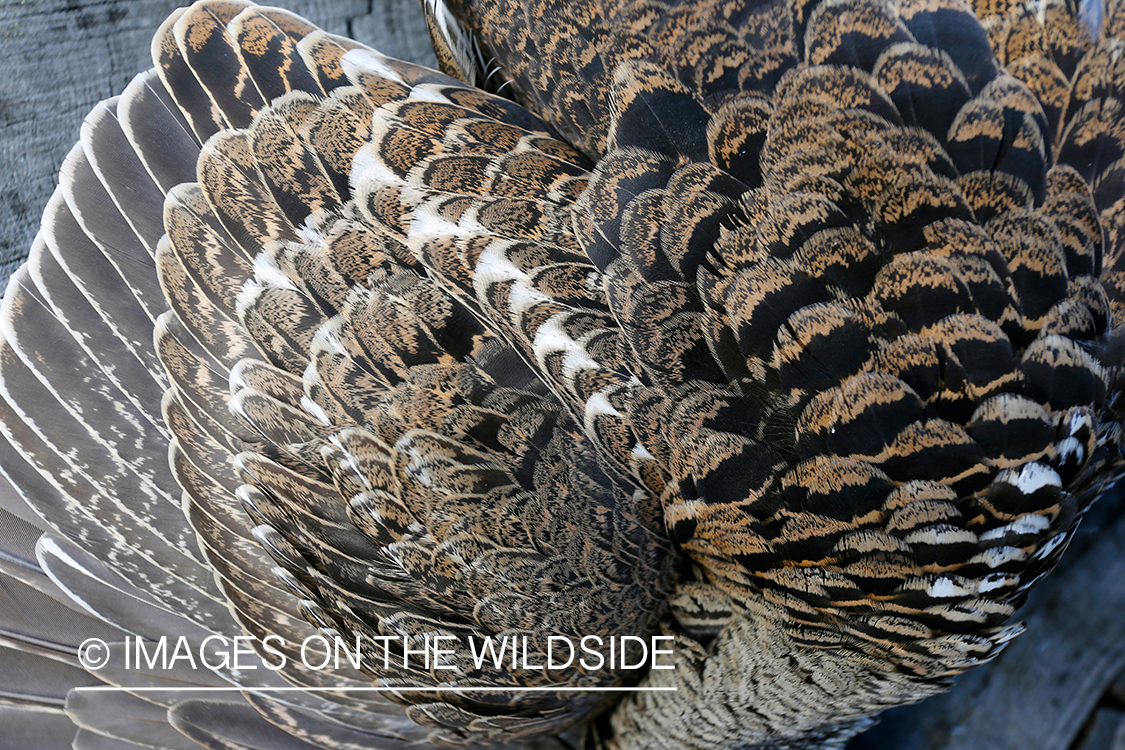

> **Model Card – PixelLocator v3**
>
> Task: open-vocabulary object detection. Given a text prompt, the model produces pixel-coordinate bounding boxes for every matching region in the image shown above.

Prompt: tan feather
[1,1,1124,749]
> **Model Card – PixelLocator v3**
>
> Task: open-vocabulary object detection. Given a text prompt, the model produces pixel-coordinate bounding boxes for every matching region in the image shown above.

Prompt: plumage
[0,0,1123,748]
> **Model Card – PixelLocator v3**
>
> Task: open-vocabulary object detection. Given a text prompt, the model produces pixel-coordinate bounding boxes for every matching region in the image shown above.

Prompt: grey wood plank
[0,0,435,290]
[850,489,1125,750]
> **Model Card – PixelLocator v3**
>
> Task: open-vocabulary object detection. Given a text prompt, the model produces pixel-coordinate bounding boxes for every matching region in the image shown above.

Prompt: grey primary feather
[0,1,1124,749]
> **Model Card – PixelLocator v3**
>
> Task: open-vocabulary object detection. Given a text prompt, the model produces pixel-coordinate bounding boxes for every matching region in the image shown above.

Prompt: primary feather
[0,0,1123,749]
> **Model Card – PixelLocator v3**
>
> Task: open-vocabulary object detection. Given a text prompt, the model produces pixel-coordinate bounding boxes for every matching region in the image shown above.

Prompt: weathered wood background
[849,488,1125,750]
[0,1,1122,749]
[0,0,436,288]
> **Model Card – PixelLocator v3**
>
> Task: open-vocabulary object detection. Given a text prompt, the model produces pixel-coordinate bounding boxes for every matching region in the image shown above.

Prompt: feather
[3,1,1125,749]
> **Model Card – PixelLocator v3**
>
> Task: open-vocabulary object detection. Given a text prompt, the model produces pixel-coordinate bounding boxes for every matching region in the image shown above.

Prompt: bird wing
[1,2,676,747]
[2,0,1125,749]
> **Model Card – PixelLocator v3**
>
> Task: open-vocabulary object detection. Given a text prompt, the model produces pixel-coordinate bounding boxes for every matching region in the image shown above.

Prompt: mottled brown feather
[1,1,1125,750]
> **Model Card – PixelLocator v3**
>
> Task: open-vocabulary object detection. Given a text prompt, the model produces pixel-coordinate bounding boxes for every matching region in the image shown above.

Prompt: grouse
[0,0,1122,748]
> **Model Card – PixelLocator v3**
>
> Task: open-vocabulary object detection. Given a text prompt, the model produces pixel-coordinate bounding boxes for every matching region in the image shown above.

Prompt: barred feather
[1,1,1123,749]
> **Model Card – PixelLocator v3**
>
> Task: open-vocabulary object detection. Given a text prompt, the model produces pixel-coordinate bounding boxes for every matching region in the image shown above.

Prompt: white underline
[73,686,677,692]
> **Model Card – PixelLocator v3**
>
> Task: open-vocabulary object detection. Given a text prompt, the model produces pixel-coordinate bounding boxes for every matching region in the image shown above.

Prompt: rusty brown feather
[0,0,1123,749]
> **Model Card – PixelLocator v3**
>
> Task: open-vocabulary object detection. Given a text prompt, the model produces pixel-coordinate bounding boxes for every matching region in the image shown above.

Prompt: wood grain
[0,0,435,289]
[850,489,1125,750]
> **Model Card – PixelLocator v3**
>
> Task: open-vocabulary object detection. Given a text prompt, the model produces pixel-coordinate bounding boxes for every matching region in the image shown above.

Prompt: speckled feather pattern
[0,0,1123,749]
